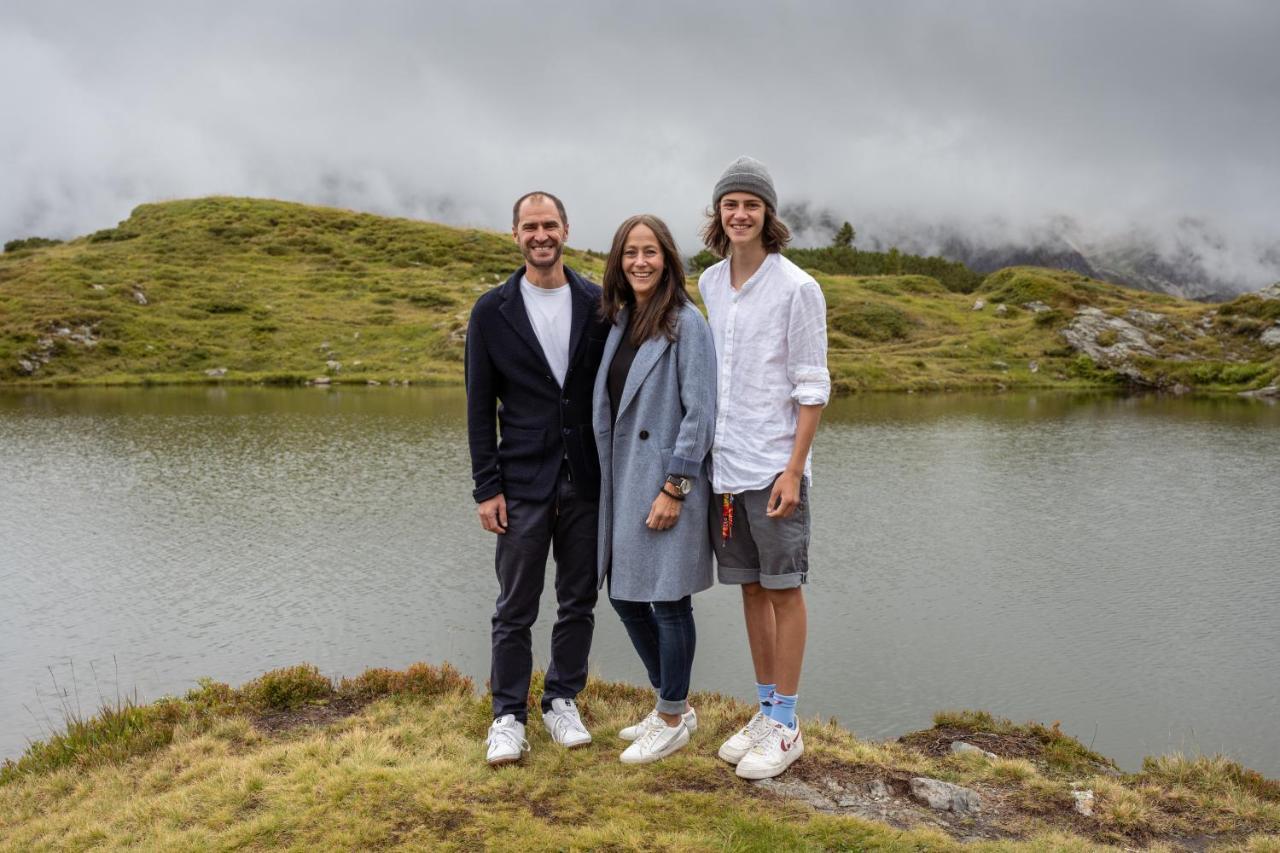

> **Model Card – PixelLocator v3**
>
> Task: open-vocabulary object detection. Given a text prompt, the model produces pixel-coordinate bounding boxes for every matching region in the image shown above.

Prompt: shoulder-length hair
[699,202,792,259]
[601,215,690,345]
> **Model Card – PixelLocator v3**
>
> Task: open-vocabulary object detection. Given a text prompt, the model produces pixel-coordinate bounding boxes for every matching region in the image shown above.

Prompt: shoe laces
[743,711,772,742]
[635,717,680,752]
[747,722,788,756]
[549,706,588,742]
[488,722,529,755]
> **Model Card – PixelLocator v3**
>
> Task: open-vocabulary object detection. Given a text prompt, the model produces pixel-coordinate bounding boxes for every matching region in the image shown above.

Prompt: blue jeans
[609,596,696,715]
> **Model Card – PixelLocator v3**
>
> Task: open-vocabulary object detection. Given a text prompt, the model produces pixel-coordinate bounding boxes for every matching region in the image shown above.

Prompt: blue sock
[772,692,798,728]
[756,682,776,717]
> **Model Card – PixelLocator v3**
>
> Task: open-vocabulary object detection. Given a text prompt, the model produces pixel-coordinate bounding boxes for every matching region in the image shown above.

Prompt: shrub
[240,664,333,711]
[4,237,63,253]
[337,662,473,701]
[829,302,914,341]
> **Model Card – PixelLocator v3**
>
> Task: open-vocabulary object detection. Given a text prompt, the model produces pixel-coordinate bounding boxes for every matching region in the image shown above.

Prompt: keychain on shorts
[721,493,735,541]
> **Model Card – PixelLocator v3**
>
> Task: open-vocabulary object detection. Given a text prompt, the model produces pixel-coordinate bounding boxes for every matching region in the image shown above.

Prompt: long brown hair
[699,201,792,258]
[601,215,689,345]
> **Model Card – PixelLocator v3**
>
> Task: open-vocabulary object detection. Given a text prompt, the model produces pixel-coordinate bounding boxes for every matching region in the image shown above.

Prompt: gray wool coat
[593,301,718,602]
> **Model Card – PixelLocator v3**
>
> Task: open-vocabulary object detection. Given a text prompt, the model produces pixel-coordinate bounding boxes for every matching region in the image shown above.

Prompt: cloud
[2,0,1278,286]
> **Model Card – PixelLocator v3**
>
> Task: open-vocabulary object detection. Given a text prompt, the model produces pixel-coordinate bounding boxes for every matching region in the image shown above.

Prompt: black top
[464,265,610,503]
[607,317,639,425]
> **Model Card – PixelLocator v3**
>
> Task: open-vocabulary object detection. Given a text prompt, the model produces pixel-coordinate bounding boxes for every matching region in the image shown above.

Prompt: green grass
[3,198,1276,394]
[2,665,1277,850]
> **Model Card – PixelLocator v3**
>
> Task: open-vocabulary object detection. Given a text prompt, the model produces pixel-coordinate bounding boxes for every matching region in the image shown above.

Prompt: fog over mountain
[3,1,1278,296]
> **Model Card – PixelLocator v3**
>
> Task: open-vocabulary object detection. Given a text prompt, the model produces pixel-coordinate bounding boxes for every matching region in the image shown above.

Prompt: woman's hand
[646,490,682,530]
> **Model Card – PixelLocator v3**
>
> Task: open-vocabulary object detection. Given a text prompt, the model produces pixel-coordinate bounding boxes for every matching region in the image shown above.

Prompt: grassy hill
[2,663,1278,851]
[2,197,1277,394]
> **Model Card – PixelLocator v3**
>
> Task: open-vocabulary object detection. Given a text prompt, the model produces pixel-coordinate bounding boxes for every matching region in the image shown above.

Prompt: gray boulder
[1257,282,1280,301]
[1023,300,1051,313]
[1061,307,1156,365]
[909,777,981,815]
[1261,325,1280,348]
[972,299,985,311]
[205,367,228,377]
[950,741,997,760]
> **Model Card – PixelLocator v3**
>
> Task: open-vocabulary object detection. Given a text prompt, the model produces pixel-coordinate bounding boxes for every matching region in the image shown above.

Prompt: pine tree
[832,221,855,249]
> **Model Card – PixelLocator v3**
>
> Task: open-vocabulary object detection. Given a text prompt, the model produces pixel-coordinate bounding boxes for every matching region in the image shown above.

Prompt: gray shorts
[709,477,811,590]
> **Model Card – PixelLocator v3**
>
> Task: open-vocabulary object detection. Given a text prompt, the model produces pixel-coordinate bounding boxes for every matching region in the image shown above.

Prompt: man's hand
[646,490,682,531]
[478,493,508,534]
[766,471,802,518]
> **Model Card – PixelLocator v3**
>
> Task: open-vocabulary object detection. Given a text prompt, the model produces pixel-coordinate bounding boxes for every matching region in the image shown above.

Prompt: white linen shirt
[699,253,831,494]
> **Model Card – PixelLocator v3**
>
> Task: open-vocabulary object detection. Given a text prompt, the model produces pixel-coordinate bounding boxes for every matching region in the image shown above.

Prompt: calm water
[1,387,1277,775]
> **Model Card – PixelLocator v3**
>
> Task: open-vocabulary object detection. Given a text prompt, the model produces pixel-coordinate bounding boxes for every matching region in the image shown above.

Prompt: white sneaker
[620,721,689,764]
[486,714,529,766]
[717,710,773,764]
[619,706,699,741]
[542,697,592,748]
[735,720,804,780]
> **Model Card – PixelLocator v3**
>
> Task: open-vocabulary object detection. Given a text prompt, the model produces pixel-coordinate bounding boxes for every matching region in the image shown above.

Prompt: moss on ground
[1,665,1277,851]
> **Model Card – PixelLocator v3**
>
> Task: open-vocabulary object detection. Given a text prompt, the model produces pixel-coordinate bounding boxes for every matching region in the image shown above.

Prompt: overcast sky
[3,1,1278,280]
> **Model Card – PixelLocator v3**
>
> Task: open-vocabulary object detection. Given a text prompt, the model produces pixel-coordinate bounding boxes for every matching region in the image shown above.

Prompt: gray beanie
[713,155,777,211]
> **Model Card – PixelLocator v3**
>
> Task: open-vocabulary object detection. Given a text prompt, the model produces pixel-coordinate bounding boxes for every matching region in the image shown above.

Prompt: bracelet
[661,486,686,502]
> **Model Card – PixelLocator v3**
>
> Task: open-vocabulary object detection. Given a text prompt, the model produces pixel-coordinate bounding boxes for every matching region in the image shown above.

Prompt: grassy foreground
[2,197,1277,393]
[2,664,1278,851]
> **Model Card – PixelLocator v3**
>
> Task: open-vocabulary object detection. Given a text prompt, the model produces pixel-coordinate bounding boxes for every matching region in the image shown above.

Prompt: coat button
[563,428,572,436]
[639,430,649,440]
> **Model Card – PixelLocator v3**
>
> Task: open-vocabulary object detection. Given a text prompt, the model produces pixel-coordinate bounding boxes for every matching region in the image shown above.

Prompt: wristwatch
[665,474,693,496]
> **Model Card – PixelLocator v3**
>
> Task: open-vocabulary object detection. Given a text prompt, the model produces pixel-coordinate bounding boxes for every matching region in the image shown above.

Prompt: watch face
[678,477,692,495]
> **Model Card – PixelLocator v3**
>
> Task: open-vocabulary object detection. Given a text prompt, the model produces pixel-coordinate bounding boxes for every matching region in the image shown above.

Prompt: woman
[593,214,718,764]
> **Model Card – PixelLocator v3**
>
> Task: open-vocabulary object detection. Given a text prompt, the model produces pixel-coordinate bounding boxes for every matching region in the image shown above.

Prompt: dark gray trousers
[491,466,598,722]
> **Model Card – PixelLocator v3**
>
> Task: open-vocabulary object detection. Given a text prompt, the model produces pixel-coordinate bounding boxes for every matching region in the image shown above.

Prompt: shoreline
[2,663,1277,850]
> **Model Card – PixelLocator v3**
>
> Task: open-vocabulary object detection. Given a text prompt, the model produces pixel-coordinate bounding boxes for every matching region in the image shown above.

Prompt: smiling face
[718,191,766,249]
[622,223,664,305]
[513,196,568,271]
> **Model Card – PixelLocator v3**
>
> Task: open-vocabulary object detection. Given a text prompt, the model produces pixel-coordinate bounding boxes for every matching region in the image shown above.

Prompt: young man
[465,191,609,765]
[698,157,830,780]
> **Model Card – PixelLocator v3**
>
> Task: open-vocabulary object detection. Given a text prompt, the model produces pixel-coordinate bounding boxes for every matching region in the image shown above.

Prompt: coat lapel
[615,330,671,422]
[496,268,554,377]
[566,268,593,368]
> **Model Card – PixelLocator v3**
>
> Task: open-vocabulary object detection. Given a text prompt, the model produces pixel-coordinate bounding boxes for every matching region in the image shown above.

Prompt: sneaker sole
[619,728,690,765]
[487,754,523,767]
[717,743,748,765]
[734,740,804,780]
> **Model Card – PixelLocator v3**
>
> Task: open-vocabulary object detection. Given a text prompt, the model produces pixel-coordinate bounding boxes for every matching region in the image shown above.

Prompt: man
[465,191,609,765]
[698,157,830,780]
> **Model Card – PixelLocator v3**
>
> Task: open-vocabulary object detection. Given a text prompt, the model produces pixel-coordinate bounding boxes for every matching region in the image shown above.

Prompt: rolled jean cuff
[656,696,688,715]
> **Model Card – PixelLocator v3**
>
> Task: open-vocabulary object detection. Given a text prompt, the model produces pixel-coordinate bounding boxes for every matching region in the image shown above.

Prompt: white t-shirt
[520,276,573,387]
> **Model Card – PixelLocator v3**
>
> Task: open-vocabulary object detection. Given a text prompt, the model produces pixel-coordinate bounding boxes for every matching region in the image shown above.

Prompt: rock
[1023,300,1051,313]
[319,341,331,351]
[55,327,71,336]
[754,779,837,811]
[91,284,105,291]
[994,304,1008,315]
[449,327,467,343]
[1256,282,1280,301]
[864,779,891,801]
[1072,789,1095,817]
[1029,360,1040,373]
[1169,383,1192,396]
[367,379,381,386]
[972,299,986,311]
[312,376,331,386]
[1198,311,1217,330]
[950,741,997,760]
[17,359,37,375]
[1124,308,1168,328]
[325,360,341,372]
[1238,384,1279,399]
[991,361,1009,371]
[204,367,227,378]
[1061,306,1156,366]
[132,289,148,305]
[1261,324,1280,348]
[909,777,981,815]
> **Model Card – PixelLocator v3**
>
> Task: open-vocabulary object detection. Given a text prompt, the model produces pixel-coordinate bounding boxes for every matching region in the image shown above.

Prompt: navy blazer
[465,265,609,503]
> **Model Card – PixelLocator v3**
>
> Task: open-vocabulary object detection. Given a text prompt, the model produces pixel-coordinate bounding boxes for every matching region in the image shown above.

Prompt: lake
[1,387,1277,776]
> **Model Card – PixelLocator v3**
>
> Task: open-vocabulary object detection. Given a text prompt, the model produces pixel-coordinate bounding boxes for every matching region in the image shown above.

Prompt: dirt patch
[899,726,1042,761]
[251,697,369,736]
